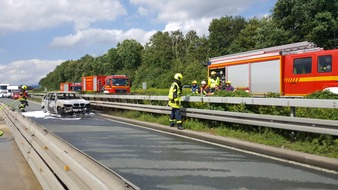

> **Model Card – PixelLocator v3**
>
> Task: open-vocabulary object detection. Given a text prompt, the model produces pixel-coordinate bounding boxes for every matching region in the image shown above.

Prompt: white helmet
[201,81,206,85]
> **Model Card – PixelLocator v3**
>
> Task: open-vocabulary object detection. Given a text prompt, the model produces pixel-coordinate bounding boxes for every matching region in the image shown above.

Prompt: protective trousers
[169,108,182,127]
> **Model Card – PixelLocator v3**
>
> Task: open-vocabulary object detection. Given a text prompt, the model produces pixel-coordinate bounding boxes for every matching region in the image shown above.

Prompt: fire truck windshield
[111,78,128,86]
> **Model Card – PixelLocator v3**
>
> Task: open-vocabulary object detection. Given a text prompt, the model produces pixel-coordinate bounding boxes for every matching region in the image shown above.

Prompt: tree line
[39,0,338,90]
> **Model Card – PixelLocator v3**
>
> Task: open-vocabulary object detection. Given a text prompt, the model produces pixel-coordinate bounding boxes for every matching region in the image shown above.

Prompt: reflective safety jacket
[19,90,28,100]
[168,81,181,108]
[208,76,220,88]
[200,85,210,95]
[191,85,199,94]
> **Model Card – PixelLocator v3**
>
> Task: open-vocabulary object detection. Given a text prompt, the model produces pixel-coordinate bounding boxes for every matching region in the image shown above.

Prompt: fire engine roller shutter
[82,78,86,91]
[93,77,97,91]
[250,60,280,94]
[227,64,249,89]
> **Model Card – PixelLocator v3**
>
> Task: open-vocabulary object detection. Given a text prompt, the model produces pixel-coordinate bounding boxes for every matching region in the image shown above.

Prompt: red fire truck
[60,82,83,92]
[60,82,72,92]
[103,75,130,94]
[82,76,106,92]
[208,41,338,96]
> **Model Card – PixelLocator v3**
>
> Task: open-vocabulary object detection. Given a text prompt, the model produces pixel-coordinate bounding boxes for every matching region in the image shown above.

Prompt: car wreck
[41,92,90,115]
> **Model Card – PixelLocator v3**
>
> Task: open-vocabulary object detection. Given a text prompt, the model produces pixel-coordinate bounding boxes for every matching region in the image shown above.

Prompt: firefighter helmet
[225,80,231,84]
[174,73,183,81]
[192,80,197,84]
[211,71,216,75]
[201,81,206,85]
[22,85,27,90]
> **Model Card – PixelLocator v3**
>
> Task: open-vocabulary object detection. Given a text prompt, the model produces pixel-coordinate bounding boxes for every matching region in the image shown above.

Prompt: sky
[0,0,277,86]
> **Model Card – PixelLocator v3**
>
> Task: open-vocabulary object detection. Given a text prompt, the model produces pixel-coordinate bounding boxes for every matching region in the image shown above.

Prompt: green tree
[116,39,144,80]
[306,12,338,49]
[133,32,174,88]
[208,16,247,56]
[254,17,293,49]
[272,0,338,49]
[228,18,260,53]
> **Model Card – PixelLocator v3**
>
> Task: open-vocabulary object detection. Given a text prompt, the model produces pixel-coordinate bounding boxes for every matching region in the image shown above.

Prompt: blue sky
[0,0,277,85]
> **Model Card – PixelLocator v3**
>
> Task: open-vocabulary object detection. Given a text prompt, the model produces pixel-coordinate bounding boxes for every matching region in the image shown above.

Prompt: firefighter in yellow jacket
[208,71,220,93]
[18,85,29,112]
[168,73,184,130]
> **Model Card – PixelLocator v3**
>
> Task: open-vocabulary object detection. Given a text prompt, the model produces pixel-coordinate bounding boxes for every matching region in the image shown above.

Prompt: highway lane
[3,98,338,190]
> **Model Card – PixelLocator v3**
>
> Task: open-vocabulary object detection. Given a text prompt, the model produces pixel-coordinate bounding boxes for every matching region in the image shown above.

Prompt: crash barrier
[0,103,139,190]
[81,94,338,117]
[32,93,338,135]
[85,98,338,136]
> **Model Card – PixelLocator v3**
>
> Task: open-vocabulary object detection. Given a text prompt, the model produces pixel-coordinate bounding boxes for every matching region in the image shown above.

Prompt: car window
[45,93,51,100]
[56,93,79,99]
[50,93,55,100]
[57,93,65,99]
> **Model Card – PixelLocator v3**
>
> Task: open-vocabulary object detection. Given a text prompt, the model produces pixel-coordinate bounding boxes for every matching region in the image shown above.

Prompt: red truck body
[82,76,106,92]
[60,82,72,92]
[208,41,338,96]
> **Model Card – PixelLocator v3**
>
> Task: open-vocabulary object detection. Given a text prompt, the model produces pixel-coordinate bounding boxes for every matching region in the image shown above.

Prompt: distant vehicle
[60,82,82,92]
[41,92,90,115]
[0,83,10,98]
[11,91,20,99]
[82,75,106,92]
[104,75,131,94]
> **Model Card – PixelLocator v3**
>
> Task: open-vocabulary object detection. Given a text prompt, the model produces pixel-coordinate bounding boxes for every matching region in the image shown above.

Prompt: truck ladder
[209,41,322,64]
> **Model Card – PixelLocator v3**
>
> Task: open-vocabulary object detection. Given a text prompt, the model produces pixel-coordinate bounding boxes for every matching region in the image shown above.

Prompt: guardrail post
[290,106,296,117]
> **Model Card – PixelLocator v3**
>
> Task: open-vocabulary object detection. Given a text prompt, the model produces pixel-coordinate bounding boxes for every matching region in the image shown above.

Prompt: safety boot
[177,124,184,130]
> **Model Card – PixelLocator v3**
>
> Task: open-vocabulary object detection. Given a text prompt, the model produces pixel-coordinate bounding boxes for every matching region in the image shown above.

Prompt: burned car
[41,92,90,115]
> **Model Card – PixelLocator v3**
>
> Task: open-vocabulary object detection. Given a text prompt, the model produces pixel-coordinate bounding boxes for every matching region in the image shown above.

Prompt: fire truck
[208,41,338,96]
[103,75,130,94]
[60,82,83,92]
[82,76,106,92]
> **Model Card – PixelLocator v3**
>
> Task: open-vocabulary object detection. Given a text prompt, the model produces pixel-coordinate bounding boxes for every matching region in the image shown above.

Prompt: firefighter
[168,73,184,130]
[190,80,199,94]
[223,80,235,91]
[200,81,213,96]
[18,85,29,112]
[208,71,220,93]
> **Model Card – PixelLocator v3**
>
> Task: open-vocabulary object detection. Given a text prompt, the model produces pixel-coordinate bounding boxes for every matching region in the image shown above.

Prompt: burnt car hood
[57,99,90,104]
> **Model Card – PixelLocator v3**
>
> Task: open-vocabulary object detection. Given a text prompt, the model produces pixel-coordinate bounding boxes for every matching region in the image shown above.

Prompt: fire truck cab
[208,41,338,96]
[104,75,130,94]
[283,49,337,96]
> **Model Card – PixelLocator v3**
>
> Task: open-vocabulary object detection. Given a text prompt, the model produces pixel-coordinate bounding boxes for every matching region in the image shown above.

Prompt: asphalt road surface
[3,98,338,190]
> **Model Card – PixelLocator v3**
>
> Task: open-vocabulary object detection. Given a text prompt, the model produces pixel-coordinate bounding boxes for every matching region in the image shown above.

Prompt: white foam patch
[22,111,95,120]
[22,111,50,118]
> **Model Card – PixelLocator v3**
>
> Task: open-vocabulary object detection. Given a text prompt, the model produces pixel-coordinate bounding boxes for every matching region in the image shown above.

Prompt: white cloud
[0,59,64,85]
[130,0,265,21]
[130,0,269,36]
[137,6,152,16]
[164,17,213,36]
[0,0,127,33]
[49,28,157,48]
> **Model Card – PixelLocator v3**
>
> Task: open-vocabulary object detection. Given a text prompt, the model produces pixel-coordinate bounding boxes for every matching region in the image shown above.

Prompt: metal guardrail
[31,93,338,135]
[0,103,139,190]
[90,101,338,136]
[32,93,338,109]
[81,94,338,109]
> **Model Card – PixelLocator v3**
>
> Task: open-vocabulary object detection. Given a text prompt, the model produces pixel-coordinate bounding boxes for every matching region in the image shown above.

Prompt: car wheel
[57,107,65,116]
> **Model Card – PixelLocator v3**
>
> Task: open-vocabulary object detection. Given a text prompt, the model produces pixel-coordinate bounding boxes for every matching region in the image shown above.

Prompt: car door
[284,55,315,96]
[47,93,57,113]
